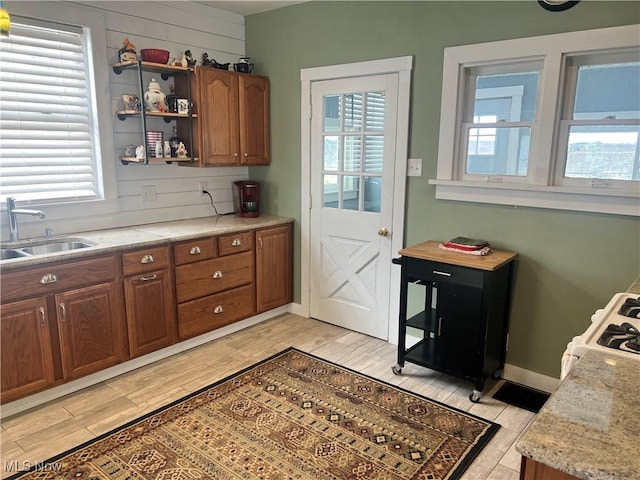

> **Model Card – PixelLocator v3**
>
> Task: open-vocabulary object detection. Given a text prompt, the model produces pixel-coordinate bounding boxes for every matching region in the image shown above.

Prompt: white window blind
[0,19,101,202]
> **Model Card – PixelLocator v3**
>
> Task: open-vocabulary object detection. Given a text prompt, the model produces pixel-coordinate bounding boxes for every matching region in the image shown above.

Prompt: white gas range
[561,292,640,380]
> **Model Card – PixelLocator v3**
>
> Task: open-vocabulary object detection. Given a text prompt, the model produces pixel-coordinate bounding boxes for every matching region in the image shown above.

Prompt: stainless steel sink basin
[19,240,95,255]
[1,238,96,260]
[0,248,31,260]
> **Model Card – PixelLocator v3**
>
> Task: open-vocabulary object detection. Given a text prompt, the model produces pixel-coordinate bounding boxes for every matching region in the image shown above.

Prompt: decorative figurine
[135,145,145,160]
[202,53,213,67]
[124,144,136,157]
[143,78,166,112]
[119,38,137,63]
[183,50,196,67]
[176,141,188,158]
[212,59,230,70]
[180,52,188,68]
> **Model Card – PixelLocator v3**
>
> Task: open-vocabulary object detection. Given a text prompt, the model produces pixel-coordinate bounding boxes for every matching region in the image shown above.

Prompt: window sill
[429,180,640,216]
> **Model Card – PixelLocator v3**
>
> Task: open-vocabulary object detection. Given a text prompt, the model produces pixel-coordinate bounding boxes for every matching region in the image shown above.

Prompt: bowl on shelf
[140,48,170,64]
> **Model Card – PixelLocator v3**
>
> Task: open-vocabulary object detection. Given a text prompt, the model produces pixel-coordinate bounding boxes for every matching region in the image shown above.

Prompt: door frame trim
[300,56,413,344]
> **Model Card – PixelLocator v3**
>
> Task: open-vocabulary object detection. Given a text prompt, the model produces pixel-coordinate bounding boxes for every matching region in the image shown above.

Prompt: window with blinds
[0,19,101,203]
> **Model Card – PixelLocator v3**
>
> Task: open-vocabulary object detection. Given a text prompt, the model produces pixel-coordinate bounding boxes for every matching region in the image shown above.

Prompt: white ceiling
[199,1,307,16]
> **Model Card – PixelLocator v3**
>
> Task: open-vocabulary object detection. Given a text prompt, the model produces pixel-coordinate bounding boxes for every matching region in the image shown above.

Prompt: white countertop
[0,215,294,271]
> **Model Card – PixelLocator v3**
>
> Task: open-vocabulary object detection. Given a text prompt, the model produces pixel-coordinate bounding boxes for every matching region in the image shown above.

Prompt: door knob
[378,227,390,237]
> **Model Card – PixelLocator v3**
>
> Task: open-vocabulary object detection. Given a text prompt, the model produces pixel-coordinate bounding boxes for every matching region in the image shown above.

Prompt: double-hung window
[0,16,104,204]
[433,24,640,216]
[556,51,639,188]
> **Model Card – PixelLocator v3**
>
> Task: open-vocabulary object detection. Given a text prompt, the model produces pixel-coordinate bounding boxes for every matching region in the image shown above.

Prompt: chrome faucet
[6,197,46,242]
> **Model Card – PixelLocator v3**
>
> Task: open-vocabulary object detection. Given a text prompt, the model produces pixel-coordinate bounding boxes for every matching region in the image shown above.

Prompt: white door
[309,74,399,339]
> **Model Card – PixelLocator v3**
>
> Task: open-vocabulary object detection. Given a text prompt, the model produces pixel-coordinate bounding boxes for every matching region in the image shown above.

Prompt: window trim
[7,2,118,211]
[432,24,640,216]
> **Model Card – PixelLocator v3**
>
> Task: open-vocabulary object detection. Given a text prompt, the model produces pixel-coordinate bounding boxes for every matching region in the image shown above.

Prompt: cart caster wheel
[469,390,482,403]
[492,369,504,380]
[392,364,402,375]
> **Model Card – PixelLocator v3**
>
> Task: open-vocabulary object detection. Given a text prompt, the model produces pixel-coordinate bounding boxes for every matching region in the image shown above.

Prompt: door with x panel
[310,74,399,339]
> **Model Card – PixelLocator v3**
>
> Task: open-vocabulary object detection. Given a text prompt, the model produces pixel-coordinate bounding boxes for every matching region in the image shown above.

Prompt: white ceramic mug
[177,99,189,114]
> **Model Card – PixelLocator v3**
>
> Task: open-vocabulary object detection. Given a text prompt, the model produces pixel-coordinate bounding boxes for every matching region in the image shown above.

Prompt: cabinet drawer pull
[213,305,224,314]
[243,152,248,157]
[231,239,242,246]
[40,273,58,284]
[141,254,154,264]
[437,317,442,336]
[140,274,158,281]
[38,306,46,327]
[59,303,67,322]
[212,270,223,279]
[189,246,201,255]
[432,270,452,277]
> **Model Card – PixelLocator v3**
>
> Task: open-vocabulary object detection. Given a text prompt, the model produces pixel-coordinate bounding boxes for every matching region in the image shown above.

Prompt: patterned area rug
[10,348,499,480]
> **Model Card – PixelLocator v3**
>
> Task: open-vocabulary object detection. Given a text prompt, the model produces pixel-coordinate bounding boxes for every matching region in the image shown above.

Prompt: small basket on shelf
[140,48,170,64]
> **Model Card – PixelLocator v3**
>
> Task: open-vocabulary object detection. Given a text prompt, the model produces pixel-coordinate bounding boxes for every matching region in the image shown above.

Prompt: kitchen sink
[0,248,31,260]
[1,238,96,260]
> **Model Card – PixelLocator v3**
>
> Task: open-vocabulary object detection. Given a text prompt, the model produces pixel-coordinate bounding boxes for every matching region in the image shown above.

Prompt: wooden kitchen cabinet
[174,232,256,340]
[0,255,128,403]
[55,282,128,380]
[123,246,176,358]
[178,68,269,167]
[520,457,580,480]
[256,224,293,313]
[0,297,55,403]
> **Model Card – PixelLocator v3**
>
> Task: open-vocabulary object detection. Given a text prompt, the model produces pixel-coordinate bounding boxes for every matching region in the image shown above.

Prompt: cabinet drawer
[177,284,255,340]
[123,246,170,275]
[174,237,217,266]
[1,256,118,302]
[218,231,253,256]
[175,250,254,303]
[406,258,484,289]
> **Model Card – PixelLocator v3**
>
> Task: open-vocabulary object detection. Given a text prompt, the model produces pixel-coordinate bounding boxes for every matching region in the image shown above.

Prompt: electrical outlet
[141,185,157,202]
[199,182,208,196]
[408,158,423,177]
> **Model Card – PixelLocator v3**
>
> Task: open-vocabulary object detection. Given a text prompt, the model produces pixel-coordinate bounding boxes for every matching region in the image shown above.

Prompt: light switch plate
[408,158,422,177]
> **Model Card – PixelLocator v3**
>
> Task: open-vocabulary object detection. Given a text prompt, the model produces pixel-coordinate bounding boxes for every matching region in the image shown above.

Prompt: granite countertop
[516,349,639,479]
[0,215,293,271]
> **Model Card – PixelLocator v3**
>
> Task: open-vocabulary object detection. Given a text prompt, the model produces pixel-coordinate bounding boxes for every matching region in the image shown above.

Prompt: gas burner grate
[597,322,640,354]
[618,296,640,318]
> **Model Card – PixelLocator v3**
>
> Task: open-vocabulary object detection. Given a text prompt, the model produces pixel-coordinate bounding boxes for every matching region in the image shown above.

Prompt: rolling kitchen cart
[392,241,518,402]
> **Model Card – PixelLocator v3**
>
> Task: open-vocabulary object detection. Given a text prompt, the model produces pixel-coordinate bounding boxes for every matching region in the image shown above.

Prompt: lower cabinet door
[0,297,55,403]
[124,269,177,358]
[177,284,255,340]
[56,282,128,380]
[435,283,484,381]
[256,224,293,313]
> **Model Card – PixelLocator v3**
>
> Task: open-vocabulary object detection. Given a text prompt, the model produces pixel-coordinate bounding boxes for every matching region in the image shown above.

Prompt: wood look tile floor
[0,314,535,479]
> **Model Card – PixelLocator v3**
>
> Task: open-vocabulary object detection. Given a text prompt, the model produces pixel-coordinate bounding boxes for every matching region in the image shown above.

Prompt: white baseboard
[0,306,289,419]
[503,363,559,394]
[288,302,306,317]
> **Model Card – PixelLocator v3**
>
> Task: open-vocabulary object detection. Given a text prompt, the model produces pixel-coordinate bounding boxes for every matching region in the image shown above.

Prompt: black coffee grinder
[233,180,260,217]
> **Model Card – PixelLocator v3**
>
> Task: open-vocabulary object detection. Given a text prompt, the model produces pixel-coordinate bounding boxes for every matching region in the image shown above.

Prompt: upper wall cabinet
[177,68,270,167]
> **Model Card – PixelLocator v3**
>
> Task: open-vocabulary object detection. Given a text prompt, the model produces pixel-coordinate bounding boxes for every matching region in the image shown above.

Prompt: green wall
[246,1,640,378]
